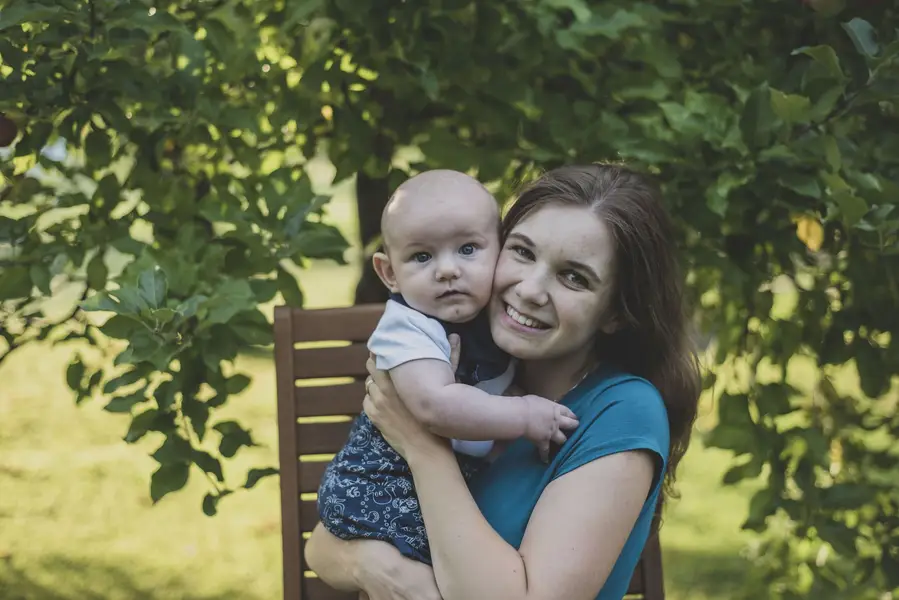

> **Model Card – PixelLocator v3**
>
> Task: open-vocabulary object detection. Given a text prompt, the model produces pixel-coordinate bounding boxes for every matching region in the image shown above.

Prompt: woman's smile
[503,303,551,330]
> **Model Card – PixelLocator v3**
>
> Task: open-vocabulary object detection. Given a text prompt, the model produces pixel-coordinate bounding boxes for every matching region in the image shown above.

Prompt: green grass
[0,169,764,599]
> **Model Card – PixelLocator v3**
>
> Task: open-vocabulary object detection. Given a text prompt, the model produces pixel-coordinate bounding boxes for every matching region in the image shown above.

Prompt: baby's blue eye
[459,244,476,256]
[412,252,431,263]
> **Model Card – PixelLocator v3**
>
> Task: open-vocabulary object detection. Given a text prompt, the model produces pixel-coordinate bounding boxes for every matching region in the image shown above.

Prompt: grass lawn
[0,163,764,599]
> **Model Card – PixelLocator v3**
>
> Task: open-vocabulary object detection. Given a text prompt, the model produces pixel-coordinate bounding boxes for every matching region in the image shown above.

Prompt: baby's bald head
[381,170,499,253]
[372,170,501,322]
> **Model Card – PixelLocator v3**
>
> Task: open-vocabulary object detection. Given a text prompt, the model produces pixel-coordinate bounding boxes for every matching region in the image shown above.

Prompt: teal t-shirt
[468,368,670,600]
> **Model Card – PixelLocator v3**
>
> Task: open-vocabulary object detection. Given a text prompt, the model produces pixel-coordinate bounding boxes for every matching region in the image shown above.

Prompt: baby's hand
[522,395,579,462]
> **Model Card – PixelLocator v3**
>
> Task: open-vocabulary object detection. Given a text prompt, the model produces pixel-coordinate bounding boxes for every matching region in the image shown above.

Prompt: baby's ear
[372,252,400,293]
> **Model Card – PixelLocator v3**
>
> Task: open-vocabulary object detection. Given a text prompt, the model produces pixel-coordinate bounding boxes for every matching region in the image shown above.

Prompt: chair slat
[290,305,384,343]
[301,499,320,531]
[300,460,330,494]
[297,420,354,455]
[295,381,367,418]
[293,344,371,379]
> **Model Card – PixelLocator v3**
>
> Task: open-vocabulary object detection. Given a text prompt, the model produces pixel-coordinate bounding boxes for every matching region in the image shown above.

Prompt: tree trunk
[353,171,390,304]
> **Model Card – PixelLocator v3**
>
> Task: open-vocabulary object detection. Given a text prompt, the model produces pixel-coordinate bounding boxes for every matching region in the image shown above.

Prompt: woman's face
[489,204,617,366]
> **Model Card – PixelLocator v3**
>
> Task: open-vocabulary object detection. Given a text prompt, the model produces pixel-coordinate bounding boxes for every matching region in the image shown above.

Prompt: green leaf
[154,379,179,411]
[705,393,759,456]
[182,398,210,441]
[153,308,176,324]
[192,450,224,482]
[841,18,879,58]
[754,385,796,417]
[722,456,764,485]
[821,171,869,226]
[543,0,592,22]
[0,4,63,32]
[820,484,877,510]
[244,467,279,489]
[824,136,841,172]
[793,45,844,80]
[225,374,251,395]
[740,85,776,148]
[779,173,821,199]
[705,172,749,217]
[29,263,52,295]
[0,266,33,300]
[150,462,190,503]
[832,189,868,227]
[579,9,645,39]
[85,130,112,167]
[103,392,147,413]
[277,267,304,306]
[249,278,278,303]
[855,340,889,397]
[204,279,255,325]
[124,409,159,443]
[743,486,778,532]
[769,89,811,123]
[111,287,150,314]
[175,295,206,320]
[214,421,255,458]
[231,311,272,346]
[293,224,349,263]
[66,356,85,392]
[81,292,120,313]
[100,315,139,339]
[103,369,146,394]
[86,253,108,290]
[152,434,193,465]
[202,490,233,517]
[138,268,167,309]
[817,522,858,556]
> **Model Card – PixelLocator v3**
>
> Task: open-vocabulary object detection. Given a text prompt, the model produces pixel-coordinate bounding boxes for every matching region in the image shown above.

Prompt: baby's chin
[415,297,484,323]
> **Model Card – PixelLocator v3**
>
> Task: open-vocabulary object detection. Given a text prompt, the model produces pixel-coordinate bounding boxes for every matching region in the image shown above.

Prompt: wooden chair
[274,304,666,600]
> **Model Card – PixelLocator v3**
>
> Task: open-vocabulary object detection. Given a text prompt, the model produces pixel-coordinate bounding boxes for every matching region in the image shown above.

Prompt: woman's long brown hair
[502,163,702,507]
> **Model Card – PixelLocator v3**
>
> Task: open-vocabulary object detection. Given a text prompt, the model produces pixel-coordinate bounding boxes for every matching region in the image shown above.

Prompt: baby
[316,169,579,564]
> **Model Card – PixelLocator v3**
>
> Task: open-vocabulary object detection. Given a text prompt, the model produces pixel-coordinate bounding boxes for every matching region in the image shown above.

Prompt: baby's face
[381,190,500,323]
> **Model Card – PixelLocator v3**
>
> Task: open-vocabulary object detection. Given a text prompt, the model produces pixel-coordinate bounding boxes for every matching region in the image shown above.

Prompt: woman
[305,163,702,600]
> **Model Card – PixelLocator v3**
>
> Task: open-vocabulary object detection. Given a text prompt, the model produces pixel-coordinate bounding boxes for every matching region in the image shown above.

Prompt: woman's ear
[372,252,400,293]
[599,320,620,335]
[599,310,623,335]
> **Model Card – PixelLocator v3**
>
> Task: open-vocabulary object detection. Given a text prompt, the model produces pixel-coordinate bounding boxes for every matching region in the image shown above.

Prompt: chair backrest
[274,304,665,600]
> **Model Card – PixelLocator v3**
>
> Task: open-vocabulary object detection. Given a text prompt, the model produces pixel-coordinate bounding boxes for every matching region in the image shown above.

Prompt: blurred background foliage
[1,0,898,598]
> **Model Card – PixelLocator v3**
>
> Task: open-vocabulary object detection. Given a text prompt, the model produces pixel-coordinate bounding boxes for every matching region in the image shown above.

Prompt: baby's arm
[388,359,579,458]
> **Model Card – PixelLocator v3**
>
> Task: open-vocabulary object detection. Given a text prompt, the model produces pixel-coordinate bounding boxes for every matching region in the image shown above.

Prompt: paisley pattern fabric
[317,412,484,563]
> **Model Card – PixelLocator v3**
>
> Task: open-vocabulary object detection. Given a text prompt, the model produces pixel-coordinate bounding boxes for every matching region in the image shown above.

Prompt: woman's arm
[407,443,654,600]
[304,524,443,600]
[362,359,655,600]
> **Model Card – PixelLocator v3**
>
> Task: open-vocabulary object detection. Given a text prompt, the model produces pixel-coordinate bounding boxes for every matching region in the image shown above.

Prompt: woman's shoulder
[564,368,670,458]
[572,368,665,410]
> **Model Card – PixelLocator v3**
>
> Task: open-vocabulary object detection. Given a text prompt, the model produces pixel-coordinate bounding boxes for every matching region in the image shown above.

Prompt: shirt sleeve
[367,300,452,371]
[553,379,670,490]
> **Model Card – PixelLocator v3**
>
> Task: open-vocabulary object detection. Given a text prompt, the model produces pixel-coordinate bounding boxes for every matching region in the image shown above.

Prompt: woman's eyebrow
[507,232,534,245]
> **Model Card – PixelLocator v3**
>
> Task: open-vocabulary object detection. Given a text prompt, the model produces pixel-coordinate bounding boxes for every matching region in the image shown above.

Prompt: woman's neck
[517,351,598,401]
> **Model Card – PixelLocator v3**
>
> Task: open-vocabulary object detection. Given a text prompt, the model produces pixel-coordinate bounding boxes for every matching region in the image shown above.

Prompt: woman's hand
[306,525,442,600]
[363,355,450,461]
[355,541,443,600]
